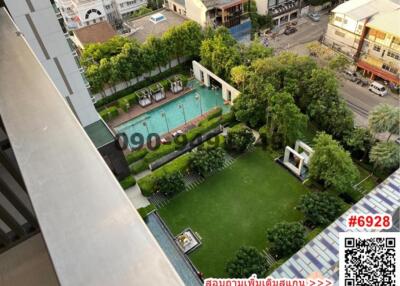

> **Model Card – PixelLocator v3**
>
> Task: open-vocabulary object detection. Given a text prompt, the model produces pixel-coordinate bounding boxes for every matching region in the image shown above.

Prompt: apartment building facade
[165,0,251,39]
[324,0,400,85]
[357,10,400,84]
[255,0,300,27]
[55,0,147,29]
[5,0,129,179]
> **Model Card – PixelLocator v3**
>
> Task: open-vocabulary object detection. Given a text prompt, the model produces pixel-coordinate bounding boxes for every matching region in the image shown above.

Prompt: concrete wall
[5,0,100,127]
[185,0,207,26]
[192,60,241,102]
[324,23,360,57]
[255,0,268,15]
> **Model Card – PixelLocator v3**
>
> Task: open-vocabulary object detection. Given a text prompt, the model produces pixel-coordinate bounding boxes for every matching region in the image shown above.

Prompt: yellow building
[357,10,400,85]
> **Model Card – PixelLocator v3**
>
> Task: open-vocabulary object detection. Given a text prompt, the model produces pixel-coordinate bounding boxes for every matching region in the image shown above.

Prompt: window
[334,16,343,22]
[356,24,363,34]
[335,30,345,37]
[387,51,400,60]
[382,64,398,74]
[373,45,381,52]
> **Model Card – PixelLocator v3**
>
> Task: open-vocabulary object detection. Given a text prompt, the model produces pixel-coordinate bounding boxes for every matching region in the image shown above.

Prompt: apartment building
[255,0,300,26]
[55,0,147,29]
[165,0,251,39]
[5,0,129,179]
[0,8,185,285]
[324,0,399,57]
[324,0,400,85]
[357,10,400,84]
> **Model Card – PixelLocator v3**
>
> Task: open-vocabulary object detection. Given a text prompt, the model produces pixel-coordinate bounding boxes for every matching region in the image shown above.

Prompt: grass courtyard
[158,148,310,278]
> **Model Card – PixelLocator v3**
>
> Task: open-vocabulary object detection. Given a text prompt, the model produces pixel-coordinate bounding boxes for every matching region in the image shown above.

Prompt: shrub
[226,124,255,153]
[199,135,225,150]
[154,172,185,196]
[206,107,223,120]
[137,204,156,219]
[125,148,149,164]
[225,246,268,278]
[190,147,225,176]
[119,175,136,189]
[220,111,237,126]
[99,106,119,121]
[117,92,138,112]
[138,154,191,196]
[258,125,268,145]
[180,74,189,87]
[266,222,306,258]
[160,79,170,91]
[130,160,148,174]
[298,192,342,226]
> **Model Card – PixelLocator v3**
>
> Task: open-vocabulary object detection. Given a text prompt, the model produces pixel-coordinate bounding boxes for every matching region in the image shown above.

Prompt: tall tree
[267,91,308,147]
[344,127,375,160]
[143,36,168,73]
[306,68,354,138]
[200,31,240,79]
[230,65,248,92]
[309,132,359,193]
[368,104,400,141]
[233,83,274,128]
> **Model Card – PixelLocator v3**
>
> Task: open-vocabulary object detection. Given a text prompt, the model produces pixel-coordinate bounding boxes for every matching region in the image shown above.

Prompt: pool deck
[108,87,194,129]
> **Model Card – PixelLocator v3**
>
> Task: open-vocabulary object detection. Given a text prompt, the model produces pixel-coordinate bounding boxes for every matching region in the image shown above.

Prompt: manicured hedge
[206,107,223,120]
[126,148,149,164]
[137,204,156,219]
[143,143,177,165]
[117,92,138,112]
[130,160,148,174]
[199,135,226,150]
[220,111,236,126]
[94,63,190,109]
[99,106,119,121]
[138,154,191,196]
[119,175,136,189]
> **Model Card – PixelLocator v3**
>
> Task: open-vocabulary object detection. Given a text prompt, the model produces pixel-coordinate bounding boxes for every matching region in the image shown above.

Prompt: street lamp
[178,104,187,124]
[161,111,170,133]
[195,92,203,115]
[212,85,218,106]
[142,121,149,135]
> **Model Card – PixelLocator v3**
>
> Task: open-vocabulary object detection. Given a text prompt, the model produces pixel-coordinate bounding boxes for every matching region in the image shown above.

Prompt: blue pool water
[115,81,230,148]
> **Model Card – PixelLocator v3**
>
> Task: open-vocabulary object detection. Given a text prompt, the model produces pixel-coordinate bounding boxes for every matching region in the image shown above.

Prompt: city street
[268,13,329,53]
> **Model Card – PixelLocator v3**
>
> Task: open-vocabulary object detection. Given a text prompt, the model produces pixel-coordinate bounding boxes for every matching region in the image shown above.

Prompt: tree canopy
[309,132,359,193]
[368,104,400,141]
[154,172,185,195]
[266,222,306,258]
[225,246,268,278]
[298,192,342,226]
[190,147,225,176]
[369,142,400,171]
[226,124,255,152]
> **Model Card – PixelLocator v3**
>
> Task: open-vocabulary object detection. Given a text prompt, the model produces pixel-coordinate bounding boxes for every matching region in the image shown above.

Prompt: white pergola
[283,140,314,177]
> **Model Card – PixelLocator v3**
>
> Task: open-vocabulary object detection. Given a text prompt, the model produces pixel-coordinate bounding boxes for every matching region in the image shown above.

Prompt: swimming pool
[115,82,230,148]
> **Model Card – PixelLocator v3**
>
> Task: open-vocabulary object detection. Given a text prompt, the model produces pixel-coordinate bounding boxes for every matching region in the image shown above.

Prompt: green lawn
[158,148,310,278]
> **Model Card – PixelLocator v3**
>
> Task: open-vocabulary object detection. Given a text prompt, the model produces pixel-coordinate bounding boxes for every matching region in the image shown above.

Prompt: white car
[368,81,388,96]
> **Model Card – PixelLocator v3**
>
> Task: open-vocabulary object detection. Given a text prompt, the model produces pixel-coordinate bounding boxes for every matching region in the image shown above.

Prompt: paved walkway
[125,184,150,209]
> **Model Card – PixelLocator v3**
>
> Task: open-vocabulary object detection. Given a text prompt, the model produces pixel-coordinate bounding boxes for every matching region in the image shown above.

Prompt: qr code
[339,232,399,286]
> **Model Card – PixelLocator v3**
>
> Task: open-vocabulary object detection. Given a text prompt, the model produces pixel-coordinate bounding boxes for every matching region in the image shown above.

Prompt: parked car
[368,81,388,96]
[284,26,297,35]
[308,12,321,22]
[343,70,358,82]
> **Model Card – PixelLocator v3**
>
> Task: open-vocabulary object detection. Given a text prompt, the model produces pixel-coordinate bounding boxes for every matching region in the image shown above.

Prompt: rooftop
[126,9,187,43]
[332,0,400,21]
[202,0,244,9]
[271,168,400,285]
[73,21,116,48]
[0,8,183,285]
[84,119,115,148]
[366,9,400,37]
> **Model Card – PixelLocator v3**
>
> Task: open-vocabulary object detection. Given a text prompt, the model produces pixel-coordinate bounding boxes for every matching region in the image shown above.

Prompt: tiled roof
[271,169,400,285]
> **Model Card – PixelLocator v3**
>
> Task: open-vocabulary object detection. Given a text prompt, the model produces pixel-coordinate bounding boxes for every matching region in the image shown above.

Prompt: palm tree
[368,104,400,141]
[369,142,400,170]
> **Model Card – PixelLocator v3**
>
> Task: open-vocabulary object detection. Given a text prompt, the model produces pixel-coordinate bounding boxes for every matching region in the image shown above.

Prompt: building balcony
[269,0,299,17]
